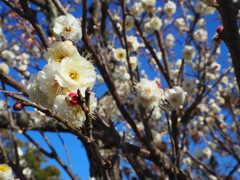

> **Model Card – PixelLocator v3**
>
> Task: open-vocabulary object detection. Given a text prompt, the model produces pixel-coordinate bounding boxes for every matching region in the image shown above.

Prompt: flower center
[171,96,178,103]
[117,53,124,59]
[68,70,79,81]
[55,55,65,63]
[145,88,151,94]
[65,27,73,33]
[0,165,10,172]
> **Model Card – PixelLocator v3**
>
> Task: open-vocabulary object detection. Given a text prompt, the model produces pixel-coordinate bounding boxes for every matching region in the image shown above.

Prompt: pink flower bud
[216,26,224,35]
[13,102,26,111]
[65,93,79,106]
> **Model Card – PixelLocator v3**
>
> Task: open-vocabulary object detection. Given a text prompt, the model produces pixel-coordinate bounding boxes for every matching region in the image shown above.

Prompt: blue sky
[17,132,90,180]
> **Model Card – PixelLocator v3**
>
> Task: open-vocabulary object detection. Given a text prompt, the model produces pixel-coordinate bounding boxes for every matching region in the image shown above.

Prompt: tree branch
[217,0,240,90]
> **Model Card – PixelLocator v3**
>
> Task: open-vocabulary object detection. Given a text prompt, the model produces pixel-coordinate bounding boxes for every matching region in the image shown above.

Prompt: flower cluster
[165,86,186,110]
[135,78,163,108]
[27,14,97,128]
[0,27,32,78]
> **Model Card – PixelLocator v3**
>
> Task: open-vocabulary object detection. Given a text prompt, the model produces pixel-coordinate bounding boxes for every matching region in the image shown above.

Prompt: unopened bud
[65,93,79,106]
[13,102,26,111]
[216,26,224,35]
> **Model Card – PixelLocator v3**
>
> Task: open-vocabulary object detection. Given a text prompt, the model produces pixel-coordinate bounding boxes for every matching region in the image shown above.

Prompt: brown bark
[217,0,240,90]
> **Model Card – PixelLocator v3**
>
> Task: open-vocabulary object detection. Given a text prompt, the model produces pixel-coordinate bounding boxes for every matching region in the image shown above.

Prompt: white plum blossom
[113,66,130,81]
[221,76,229,85]
[182,78,196,95]
[183,157,192,166]
[216,95,225,105]
[182,45,196,61]
[28,55,96,109]
[142,0,156,12]
[18,64,28,72]
[197,18,206,28]
[55,57,96,92]
[0,28,6,51]
[135,78,163,108]
[53,93,97,128]
[17,147,23,157]
[152,106,162,119]
[149,16,162,30]
[125,15,134,31]
[31,108,48,126]
[129,56,139,70]
[171,69,180,77]
[17,53,30,65]
[186,14,194,22]
[195,1,208,14]
[195,1,215,15]
[53,14,82,43]
[175,59,182,69]
[210,103,221,113]
[208,175,218,180]
[97,75,104,83]
[0,63,9,74]
[152,132,162,146]
[144,22,154,34]
[38,62,69,105]
[203,147,212,159]
[1,50,15,61]
[45,40,80,63]
[1,50,16,67]
[193,29,208,42]
[0,164,14,180]
[27,73,52,109]
[156,51,162,60]
[210,62,221,71]
[0,100,5,110]
[206,72,217,81]
[164,1,177,16]
[175,18,188,33]
[0,42,5,52]
[165,33,175,48]
[11,44,20,54]
[127,35,140,52]
[205,6,215,15]
[88,177,96,180]
[165,86,186,110]
[23,167,32,177]
[112,48,126,62]
[116,22,122,31]
[130,2,143,17]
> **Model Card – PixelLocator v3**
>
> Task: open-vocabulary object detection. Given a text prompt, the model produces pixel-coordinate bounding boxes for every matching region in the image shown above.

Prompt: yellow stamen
[65,27,73,33]
[69,70,79,81]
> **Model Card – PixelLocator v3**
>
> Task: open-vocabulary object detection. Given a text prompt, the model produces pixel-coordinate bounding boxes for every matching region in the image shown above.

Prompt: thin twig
[186,150,222,179]
[19,0,49,49]
[57,132,73,170]
[51,0,68,15]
